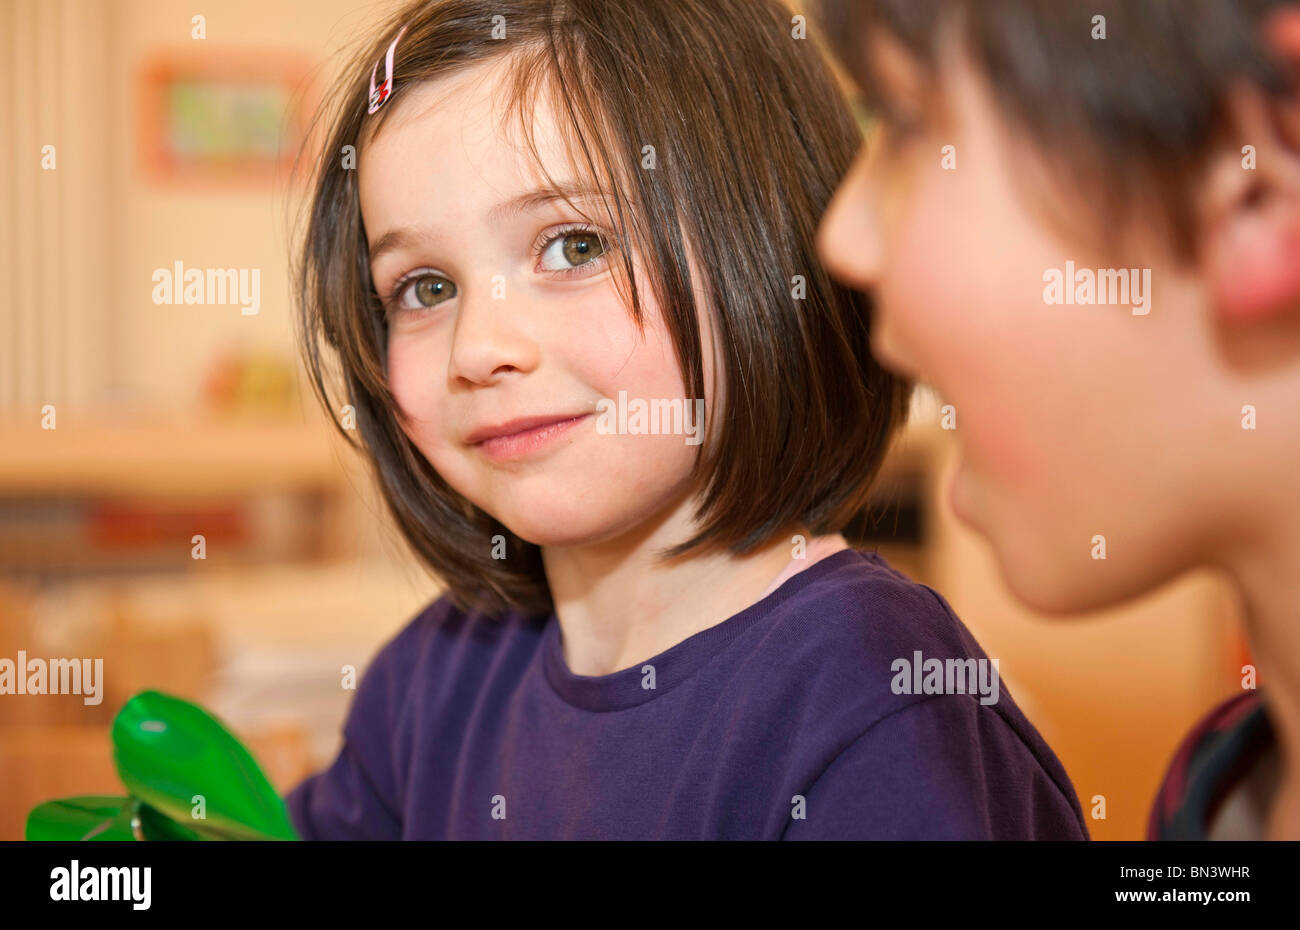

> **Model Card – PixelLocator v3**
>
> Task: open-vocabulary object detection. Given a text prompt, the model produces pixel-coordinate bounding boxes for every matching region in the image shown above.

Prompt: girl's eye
[388,272,456,315]
[382,228,610,319]
[537,230,607,274]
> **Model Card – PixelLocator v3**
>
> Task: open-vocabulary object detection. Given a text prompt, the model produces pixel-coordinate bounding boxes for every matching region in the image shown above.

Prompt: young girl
[286,0,1086,840]
[815,0,1300,839]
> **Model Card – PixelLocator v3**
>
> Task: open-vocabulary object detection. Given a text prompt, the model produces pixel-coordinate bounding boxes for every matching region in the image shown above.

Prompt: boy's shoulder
[1148,690,1272,840]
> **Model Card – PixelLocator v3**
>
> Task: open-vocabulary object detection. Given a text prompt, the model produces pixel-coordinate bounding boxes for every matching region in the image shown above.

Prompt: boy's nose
[817,150,884,293]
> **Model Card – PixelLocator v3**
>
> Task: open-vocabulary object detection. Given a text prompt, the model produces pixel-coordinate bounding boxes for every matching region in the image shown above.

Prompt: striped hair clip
[367,24,409,114]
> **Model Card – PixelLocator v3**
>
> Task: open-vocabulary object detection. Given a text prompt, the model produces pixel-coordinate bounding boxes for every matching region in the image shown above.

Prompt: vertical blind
[1,0,113,424]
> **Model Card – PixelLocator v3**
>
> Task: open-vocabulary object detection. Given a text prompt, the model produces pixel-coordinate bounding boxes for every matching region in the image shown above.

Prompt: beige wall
[1,0,404,422]
[108,0,399,416]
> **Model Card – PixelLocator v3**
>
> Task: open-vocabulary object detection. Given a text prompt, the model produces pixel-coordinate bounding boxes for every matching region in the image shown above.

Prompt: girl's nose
[817,150,884,294]
[446,286,541,386]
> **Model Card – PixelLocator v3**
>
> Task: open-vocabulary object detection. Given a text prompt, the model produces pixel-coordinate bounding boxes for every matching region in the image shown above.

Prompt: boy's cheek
[878,174,1000,383]
[866,306,915,380]
[870,183,953,377]
[876,131,1138,516]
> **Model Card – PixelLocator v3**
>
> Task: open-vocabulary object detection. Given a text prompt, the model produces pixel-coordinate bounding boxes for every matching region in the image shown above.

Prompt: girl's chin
[490,519,592,549]
[488,508,624,549]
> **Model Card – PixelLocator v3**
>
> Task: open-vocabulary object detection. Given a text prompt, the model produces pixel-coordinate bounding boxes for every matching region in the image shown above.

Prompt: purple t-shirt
[284,548,1088,839]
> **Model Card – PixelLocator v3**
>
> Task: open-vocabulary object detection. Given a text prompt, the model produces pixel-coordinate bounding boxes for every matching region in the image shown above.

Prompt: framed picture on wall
[138,50,315,188]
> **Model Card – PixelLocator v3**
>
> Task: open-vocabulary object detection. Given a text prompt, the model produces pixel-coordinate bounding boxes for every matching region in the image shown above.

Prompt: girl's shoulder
[764,547,1080,815]
[356,592,546,711]
[395,591,545,648]
[772,547,983,663]
[721,546,1004,730]
[366,549,979,696]
[796,548,1086,831]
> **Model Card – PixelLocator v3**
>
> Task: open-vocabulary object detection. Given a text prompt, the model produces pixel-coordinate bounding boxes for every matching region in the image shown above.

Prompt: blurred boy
[815,0,1300,839]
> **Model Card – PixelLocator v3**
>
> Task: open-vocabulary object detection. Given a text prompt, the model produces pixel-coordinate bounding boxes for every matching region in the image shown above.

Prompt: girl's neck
[1224,509,1300,839]
[541,500,839,677]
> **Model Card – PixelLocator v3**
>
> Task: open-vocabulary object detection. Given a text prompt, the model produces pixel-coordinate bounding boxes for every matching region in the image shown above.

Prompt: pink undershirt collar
[758,534,851,600]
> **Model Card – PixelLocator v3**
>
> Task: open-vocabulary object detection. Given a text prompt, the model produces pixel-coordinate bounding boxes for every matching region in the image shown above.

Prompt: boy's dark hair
[816,0,1297,257]
[294,0,911,617]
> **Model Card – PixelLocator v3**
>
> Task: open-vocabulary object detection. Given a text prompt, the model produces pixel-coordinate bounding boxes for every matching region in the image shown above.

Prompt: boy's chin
[952,472,1167,615]
[992,541,1175,617]
[998,562,1118,616]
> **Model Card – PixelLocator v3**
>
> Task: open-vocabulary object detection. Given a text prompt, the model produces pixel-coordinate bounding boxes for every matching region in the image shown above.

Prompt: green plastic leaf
[112,690,299,840]
[132,798,206,841]
[26,796,136,841]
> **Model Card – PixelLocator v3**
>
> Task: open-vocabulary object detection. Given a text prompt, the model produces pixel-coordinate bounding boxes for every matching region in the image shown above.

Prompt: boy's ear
[1201,8,1300,324]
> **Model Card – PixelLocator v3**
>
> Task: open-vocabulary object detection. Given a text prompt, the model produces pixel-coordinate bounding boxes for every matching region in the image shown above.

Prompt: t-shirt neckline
[541,547,863,712]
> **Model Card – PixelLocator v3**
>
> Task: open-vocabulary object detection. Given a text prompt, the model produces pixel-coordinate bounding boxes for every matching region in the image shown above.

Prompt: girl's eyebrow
[368,181,607,266]
[486,180,606,224]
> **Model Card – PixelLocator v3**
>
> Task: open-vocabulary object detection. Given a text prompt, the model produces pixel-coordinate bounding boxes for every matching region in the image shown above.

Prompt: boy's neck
[1226,511,1300,839]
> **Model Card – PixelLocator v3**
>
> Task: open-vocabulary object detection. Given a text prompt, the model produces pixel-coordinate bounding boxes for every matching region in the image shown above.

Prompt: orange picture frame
[137,49,318,190]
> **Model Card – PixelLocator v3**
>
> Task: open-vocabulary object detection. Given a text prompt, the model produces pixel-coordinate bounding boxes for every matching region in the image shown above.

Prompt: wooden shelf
[0,419,353,498]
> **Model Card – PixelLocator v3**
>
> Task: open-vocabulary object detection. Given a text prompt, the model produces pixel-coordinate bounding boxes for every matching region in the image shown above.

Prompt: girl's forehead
[356,58,614,240]
[359,57,576,183]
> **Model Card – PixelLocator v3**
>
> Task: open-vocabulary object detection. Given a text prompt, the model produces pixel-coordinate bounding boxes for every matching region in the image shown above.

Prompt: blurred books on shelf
[0,562,440,840]
[201,348,299,419]
[0,418,358,583]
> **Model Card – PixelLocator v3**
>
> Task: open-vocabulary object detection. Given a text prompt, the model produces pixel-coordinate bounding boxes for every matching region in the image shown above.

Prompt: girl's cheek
[385,335,444,431]
[385,340,417,418]
[566,291,673,396]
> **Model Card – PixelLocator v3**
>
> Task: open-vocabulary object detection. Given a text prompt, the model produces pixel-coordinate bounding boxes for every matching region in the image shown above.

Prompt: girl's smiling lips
[465,413,590,462]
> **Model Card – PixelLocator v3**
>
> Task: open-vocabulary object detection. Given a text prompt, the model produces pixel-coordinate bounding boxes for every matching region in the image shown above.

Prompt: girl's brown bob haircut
[294,0,911,617]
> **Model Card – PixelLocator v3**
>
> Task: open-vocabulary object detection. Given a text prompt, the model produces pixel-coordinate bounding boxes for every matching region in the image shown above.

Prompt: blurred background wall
[0,0,446,840]
[0,0,1246,840]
